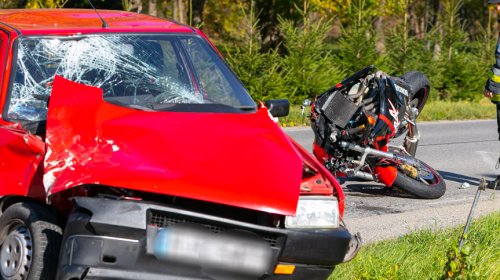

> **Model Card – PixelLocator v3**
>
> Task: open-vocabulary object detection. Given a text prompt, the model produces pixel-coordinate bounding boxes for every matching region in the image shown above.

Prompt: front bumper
[57,197,360,280]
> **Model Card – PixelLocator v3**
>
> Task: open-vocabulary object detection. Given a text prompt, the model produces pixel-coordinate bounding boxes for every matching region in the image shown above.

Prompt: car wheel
[0,203,62,280]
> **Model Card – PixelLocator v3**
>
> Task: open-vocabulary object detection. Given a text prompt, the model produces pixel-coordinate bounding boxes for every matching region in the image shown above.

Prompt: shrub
[278,8,344,103]
[221,4,286,102]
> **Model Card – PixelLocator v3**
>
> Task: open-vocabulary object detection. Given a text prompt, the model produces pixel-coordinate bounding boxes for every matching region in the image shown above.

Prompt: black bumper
[57,197,360,280]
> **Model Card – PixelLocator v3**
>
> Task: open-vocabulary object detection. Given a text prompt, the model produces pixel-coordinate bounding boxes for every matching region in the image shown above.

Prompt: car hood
[44,76,302,215]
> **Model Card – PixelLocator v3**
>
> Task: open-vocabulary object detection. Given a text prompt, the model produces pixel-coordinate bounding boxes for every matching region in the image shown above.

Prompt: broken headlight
[285,196,340,229]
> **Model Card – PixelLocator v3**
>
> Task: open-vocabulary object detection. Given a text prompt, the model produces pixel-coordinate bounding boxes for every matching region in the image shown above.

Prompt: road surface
[285,120,500,243]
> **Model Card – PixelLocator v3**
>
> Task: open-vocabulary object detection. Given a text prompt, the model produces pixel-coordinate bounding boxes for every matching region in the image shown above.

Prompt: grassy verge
[329,212,500,280]
[418,99,496,121]
[278,99,496,127]
[279,105,311,127]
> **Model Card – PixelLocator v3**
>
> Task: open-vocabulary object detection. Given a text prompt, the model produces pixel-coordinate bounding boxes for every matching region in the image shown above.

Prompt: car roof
[0,9,195,35]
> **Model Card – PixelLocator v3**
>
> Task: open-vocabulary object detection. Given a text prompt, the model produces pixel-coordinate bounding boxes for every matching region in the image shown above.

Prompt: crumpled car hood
[44,76,302,215]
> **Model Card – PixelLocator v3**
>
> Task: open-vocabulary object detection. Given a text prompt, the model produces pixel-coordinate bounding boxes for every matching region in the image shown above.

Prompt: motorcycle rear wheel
[392,158,446,199]
[401,71,430,115]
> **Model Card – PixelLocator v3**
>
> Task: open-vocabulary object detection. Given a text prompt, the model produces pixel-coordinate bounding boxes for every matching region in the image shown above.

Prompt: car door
[0,29,8,112]
[0,31,46,200]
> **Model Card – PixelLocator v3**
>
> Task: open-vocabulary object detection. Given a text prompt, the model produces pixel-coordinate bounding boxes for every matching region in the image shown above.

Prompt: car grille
[149,210,281,247]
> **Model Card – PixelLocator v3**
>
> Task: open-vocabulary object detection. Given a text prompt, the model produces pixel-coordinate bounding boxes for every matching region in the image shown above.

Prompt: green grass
[329,212,500,280]
[418,99,496,121]
[279,105,311,127]
[278,99,496,127]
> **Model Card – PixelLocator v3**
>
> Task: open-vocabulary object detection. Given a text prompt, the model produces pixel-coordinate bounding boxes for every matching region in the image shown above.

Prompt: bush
[223,5,345,104]
[278,10,344,103]
[221,0,496,106]
[224,46,286,102]
[332,1,380,74]
[221,4,286,102]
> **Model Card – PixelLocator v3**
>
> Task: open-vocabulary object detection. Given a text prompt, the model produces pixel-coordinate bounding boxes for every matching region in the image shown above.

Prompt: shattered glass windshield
[7,34,256,121]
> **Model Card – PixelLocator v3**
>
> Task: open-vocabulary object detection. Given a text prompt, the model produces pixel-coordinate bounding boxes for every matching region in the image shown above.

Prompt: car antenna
[87,0,108,29]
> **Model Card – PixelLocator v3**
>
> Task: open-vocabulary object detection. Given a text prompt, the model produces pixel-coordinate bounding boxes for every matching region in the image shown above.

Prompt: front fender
[0,125,46,200]
[287,136,345,217]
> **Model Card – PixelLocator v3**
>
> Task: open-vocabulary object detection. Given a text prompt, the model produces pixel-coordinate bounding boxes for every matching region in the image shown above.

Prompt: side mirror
[301,99,311,116]
[264,99,290,117]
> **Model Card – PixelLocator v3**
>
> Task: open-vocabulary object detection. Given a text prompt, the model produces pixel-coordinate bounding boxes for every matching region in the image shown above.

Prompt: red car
[0,9,360,280]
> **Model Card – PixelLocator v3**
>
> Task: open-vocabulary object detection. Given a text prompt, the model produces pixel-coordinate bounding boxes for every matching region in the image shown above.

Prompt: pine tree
[279,5,344,103]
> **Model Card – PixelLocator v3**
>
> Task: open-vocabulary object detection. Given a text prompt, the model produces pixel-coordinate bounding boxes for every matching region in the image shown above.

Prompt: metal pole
[458,178,486,250]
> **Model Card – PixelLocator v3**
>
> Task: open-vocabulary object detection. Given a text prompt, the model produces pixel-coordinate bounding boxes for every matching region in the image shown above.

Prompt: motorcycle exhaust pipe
[348,170,374,181]
[404,133,419,157]
[339,141,418,165]
[404,108,420,157]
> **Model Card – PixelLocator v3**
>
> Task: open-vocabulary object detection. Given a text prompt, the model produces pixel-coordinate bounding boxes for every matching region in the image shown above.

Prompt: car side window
[7,39,57,121]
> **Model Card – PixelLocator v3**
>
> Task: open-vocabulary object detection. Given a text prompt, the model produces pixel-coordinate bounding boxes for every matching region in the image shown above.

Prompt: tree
[188,0,206,28]
[122,0,143,13]
[0,0,22,8]
[334,0,379,74]
[278,6,345,102]
[254,0,302,53]
[222,2,285,101]
[26,0,68,8]
[148,0,157,16]
[173,0,185,23]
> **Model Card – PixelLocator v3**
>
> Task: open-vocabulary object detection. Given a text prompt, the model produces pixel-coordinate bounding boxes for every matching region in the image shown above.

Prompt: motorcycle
[307,65,446,199]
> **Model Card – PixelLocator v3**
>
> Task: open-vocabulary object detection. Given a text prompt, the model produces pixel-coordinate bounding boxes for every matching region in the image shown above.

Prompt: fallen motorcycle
[307,65,446,199]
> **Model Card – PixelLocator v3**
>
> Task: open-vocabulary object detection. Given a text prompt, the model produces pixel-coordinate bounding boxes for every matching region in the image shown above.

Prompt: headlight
[285,196,340,229]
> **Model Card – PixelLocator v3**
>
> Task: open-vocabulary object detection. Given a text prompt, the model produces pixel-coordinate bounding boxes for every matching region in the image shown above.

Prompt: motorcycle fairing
[44,76,303,216]
[374,165,397,187]
[371,77,407,147]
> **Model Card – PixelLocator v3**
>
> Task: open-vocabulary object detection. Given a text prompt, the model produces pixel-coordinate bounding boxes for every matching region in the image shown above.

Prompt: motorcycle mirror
[264,99,290,117]
[301,99,312,116]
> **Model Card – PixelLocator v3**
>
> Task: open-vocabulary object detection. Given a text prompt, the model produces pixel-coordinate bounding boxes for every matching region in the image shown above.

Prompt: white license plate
[153,224,273,276]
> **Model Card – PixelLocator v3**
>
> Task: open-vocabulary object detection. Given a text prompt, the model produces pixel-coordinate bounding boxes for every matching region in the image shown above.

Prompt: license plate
[152,224,273,276]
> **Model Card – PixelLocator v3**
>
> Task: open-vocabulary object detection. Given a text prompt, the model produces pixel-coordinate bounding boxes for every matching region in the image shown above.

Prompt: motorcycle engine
[310,69,379,171]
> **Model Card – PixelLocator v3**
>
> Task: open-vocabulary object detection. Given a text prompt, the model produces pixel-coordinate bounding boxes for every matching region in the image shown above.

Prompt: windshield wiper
[127,104,155,111]
[149,103,255,113]
[235,105,256,111]
[105,99,154,111]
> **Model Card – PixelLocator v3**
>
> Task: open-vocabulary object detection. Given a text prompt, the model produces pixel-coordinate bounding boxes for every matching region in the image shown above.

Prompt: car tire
[0,202,62,280]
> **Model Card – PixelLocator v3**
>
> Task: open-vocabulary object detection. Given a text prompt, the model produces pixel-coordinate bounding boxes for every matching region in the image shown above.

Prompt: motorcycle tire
[392,157,446,199]
[401,71,430,115]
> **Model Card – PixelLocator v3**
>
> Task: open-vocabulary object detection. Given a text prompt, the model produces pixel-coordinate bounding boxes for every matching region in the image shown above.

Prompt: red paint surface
[0,28,15,120]
[378,114,395,136]
[0,126,45,199]
[289,138,344,217]
[0,9,194,35]
[374,165,397,186]
[0,10,341,217]
[312,142,329,163]
[45,76,303,215]
[0,31,7,92]
[299,173,333,194]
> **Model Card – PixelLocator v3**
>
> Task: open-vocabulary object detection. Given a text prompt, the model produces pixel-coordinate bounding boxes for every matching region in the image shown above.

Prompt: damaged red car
[0,9,360,280]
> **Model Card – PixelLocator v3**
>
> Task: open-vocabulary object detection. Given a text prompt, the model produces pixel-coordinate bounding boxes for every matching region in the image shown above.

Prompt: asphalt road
[285,120,500,243]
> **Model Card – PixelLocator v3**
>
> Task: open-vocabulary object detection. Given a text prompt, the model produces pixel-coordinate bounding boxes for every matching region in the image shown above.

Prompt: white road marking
[476,150,500,155]
[424,197,473,206]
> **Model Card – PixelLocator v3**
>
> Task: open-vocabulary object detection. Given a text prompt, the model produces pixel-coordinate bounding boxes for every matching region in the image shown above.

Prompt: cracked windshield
[8,34,255,121]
